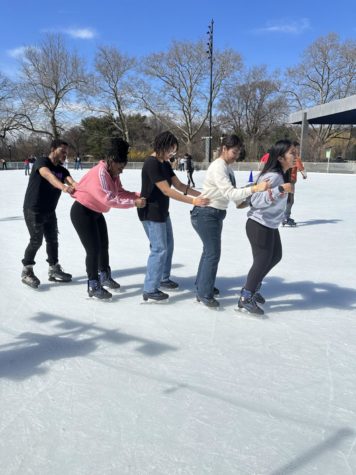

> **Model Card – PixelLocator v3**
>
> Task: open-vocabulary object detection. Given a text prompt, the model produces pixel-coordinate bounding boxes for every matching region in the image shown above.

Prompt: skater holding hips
[70,138,146,300]
[191,134,270,308]
[138,131,209,302]
[21,140,75,289]
[237,139,296,315]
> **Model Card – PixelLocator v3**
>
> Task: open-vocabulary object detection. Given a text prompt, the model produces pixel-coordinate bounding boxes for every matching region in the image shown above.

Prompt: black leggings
[244,219,282,292]
[70,201,109,280]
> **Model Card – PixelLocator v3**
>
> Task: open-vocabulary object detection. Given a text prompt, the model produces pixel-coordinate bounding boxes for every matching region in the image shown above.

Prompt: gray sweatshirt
[247,171,288,229]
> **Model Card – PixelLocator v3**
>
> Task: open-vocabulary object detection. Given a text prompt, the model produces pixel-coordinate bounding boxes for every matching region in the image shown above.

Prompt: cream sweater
[201,158,253,210]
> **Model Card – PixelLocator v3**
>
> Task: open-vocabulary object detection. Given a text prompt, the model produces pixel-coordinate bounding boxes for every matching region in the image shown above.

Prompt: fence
[2,160,356,174]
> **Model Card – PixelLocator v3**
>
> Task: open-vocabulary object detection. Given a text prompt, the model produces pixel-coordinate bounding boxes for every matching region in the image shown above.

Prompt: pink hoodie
[72,161,139,213]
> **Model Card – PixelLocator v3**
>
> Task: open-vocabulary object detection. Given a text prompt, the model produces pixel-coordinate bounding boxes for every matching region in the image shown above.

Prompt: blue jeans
[191,207,226,299]
[142,217,174,293]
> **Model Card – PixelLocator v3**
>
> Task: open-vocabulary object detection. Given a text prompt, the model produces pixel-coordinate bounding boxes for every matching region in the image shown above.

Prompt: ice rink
[0,168,355,475]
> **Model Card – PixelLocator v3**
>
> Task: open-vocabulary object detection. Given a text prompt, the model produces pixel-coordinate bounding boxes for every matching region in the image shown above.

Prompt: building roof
[288,95,356,125]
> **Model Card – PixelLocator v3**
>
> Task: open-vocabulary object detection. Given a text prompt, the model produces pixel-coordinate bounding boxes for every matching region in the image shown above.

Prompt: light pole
[8,145,12,161]
[206,19,214,162]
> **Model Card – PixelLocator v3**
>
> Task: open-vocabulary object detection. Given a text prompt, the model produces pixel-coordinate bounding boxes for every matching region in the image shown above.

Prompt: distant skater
[282,141,307,226]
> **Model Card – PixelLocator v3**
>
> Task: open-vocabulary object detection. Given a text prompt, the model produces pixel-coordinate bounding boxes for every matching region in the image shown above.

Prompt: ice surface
[0,169,355,474]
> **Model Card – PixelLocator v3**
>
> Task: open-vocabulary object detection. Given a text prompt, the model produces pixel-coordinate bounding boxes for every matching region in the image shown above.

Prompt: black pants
[245,219,282,292]
[70,201,109,280]
[22,209,58,266]
[187,170,195,187]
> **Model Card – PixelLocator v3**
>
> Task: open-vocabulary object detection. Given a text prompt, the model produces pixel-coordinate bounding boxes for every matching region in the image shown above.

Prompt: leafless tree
[219,66,288,158]
[0,73,22,140]
[92,46,136,142]
[17,33,89,138]
[136,40,242,152]
[285,33,356,157]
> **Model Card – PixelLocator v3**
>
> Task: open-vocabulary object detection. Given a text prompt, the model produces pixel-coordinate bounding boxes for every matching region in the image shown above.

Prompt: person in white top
[190,135,269,308]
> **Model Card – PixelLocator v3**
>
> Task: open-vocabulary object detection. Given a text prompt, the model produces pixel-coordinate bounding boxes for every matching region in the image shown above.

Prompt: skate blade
[48,277,72,283]
[140,299,169,304]
[86,296,112,302]
[22,281,40,289]
[195,300,220,310]
[234,307,267,319]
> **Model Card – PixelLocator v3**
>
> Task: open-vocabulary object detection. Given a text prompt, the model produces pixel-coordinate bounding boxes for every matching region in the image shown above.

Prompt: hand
[135,197,146,208]
[282,183,295,193]
[63,185,75,194]
[253,180,270,193]
[193,196,210,207]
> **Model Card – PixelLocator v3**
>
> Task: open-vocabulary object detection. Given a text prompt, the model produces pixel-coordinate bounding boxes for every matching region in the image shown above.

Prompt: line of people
[20,133,299,315]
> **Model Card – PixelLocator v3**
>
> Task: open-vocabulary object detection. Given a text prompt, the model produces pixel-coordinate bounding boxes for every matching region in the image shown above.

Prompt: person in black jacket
[185,153,195,187]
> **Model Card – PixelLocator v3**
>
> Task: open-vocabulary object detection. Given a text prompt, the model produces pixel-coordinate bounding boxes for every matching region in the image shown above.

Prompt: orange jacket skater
[283,141,307,226]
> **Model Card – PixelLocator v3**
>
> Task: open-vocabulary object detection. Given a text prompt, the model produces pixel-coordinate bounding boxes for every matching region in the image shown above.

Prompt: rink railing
[3,161,356,174]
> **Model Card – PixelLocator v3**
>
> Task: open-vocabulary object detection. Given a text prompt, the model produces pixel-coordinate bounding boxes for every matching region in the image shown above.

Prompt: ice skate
[21,266,40,289]
[236,289,264,315]
[254,282,265,304]
[88,279,112,300]
[282,218,297,227]
[196,295,220,308]
[159,279,179,290]
[100,267,120,290]
[142,290,169,302]
[48,263,72,282]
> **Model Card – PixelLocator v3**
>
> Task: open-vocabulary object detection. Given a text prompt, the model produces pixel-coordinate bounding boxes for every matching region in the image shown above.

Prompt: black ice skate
[196,295,220,308]
[159,279,179,290]
[236,288,264,315]
[88,279,112,299]
[143,290,169,302]
[282,218,297,227]
[21,266,40,289]
[100,267,120,289]
[48,263,72,282]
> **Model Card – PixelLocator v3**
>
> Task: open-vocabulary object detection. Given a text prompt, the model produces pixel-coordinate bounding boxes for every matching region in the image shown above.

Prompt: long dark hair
[260,139,292,181]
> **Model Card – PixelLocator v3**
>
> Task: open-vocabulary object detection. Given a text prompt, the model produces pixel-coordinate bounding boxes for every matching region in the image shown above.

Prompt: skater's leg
[71,201,100,280]
[244,219,275,292]
[43,211,59,266]
[22,209,45,266]
[142,220,168,293]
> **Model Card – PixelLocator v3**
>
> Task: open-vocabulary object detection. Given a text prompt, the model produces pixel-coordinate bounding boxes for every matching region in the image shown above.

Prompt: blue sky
[1,0,355,78]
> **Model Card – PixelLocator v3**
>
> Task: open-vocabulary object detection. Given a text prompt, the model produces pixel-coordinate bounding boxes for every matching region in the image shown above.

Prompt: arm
[250,174,293,209]
[155,179,208,206]
[213,163,267,203]
[65,175,78,187]
[98,168,139,209]
[171,176,201,197]
[39,167,74,194]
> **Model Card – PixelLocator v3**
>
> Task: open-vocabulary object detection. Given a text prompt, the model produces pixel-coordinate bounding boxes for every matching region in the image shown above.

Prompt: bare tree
[18,33,88,138]
[219,66,287,158]
[285,33,356,156]
[136,40,242,152]
[92,46,136,142]
[0,73,23,140]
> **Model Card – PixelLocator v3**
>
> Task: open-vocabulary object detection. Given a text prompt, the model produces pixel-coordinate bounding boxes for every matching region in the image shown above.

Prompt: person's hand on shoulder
[252,180,270,193]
